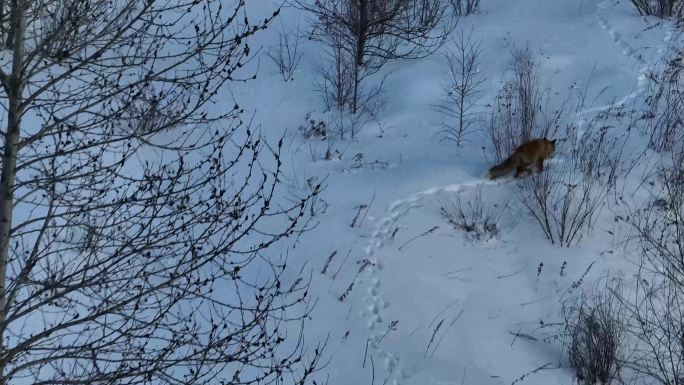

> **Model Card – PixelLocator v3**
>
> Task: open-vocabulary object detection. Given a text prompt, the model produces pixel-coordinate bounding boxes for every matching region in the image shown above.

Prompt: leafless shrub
[300,112,330,139]
[438,187,514,241]
[486,44,559,162]
[345,152,390,173]
[315,38,357,111]
[315,42,387,118]
[619,274,684,385]
[642,48,684,151]
[435,28,485,145]
[629,0,684,18]
[328,107,375,140]
[295,0,456,113]
[267,21,303,81]
[623,208,684,385]
[295,112,342,161]
[516,106,624,247]
[616,140,684,385]
[562,279,625,385]
[487,82,521,162]
[295,110,370,161]
[513,45,541,141]
[450,0,480,16]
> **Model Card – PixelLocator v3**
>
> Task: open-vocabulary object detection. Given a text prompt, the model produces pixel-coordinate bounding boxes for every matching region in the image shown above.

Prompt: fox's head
[543,137,557,158]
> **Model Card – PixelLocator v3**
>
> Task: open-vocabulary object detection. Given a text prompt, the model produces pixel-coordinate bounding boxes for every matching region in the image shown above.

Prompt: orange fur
[488,138,556,179]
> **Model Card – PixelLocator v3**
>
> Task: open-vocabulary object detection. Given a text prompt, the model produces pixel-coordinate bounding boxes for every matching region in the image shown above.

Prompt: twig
[561,261,596,301]
[497,263,528,279]
[338,259,373,302]
[351,204,368,228]
[509,330,537,347]
[428,298,460,329]
[510,362,553,385]
[359,190,376,228]
[425,319,444,357]
[321,250,338,275]
[388,226,400,246]
[444,267,473,276]
[331,246,353,280]
[362,338,370,368]
[444,267,474,281]
[398,226,439,251]
[428,309,464,358]
[328,241,355,293]
[408,325,422,337]
[520,296,551,307]
[378,320,399,343]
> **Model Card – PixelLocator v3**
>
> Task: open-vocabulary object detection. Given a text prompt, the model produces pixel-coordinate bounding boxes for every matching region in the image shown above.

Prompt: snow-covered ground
[232,0,680,384]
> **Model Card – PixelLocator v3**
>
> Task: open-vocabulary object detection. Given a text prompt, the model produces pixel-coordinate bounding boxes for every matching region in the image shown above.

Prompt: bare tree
[0,1,325,384]
[435,27,484,145]
[295,0,456,112]
[268,20,304,82]
[314,30,386,116]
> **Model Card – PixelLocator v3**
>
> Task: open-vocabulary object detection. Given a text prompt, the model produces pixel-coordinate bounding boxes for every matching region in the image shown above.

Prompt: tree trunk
[352,59,359,113]
[356,0,367,66]
[352,0,368,113]
[0,0,25,381]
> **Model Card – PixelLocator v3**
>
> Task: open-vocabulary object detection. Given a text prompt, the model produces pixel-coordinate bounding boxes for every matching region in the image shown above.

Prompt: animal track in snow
[577,0,676,138]
[596,1,647,66]
[359,177,504,385]
[356,5,679,385]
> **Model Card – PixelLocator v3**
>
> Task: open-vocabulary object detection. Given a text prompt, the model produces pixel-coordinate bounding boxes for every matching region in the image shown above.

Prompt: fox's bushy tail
[487,156,515,179]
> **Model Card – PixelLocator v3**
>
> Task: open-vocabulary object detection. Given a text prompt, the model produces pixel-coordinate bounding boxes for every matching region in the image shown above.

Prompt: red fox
[487,138,557,179]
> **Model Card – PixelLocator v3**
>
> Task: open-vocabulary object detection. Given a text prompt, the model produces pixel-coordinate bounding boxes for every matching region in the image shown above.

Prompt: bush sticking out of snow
[629,0,684,18]
[620,140,684,385]
[516,107,624,247]
[300,112,329,140]
[563,280,624,385]
[267,20,303,82]
[438,187,513,241]
[486,44,560,162]
[642,49,684,151]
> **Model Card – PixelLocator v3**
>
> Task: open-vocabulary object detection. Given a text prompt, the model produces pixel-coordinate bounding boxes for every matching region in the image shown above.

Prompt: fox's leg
[537,159,544,173]
[515,158,533,178]
[515,167,523,178]
[515,165,531,178]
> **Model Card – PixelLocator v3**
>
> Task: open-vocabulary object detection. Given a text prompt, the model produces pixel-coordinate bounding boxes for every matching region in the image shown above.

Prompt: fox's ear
[551,139,557,145]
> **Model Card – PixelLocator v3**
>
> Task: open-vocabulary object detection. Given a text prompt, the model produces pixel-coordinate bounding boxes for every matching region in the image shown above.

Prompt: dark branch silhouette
[0,1,324,384]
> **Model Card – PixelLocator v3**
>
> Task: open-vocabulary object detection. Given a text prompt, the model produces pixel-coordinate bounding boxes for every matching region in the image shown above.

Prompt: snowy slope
[231,0,679,384]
